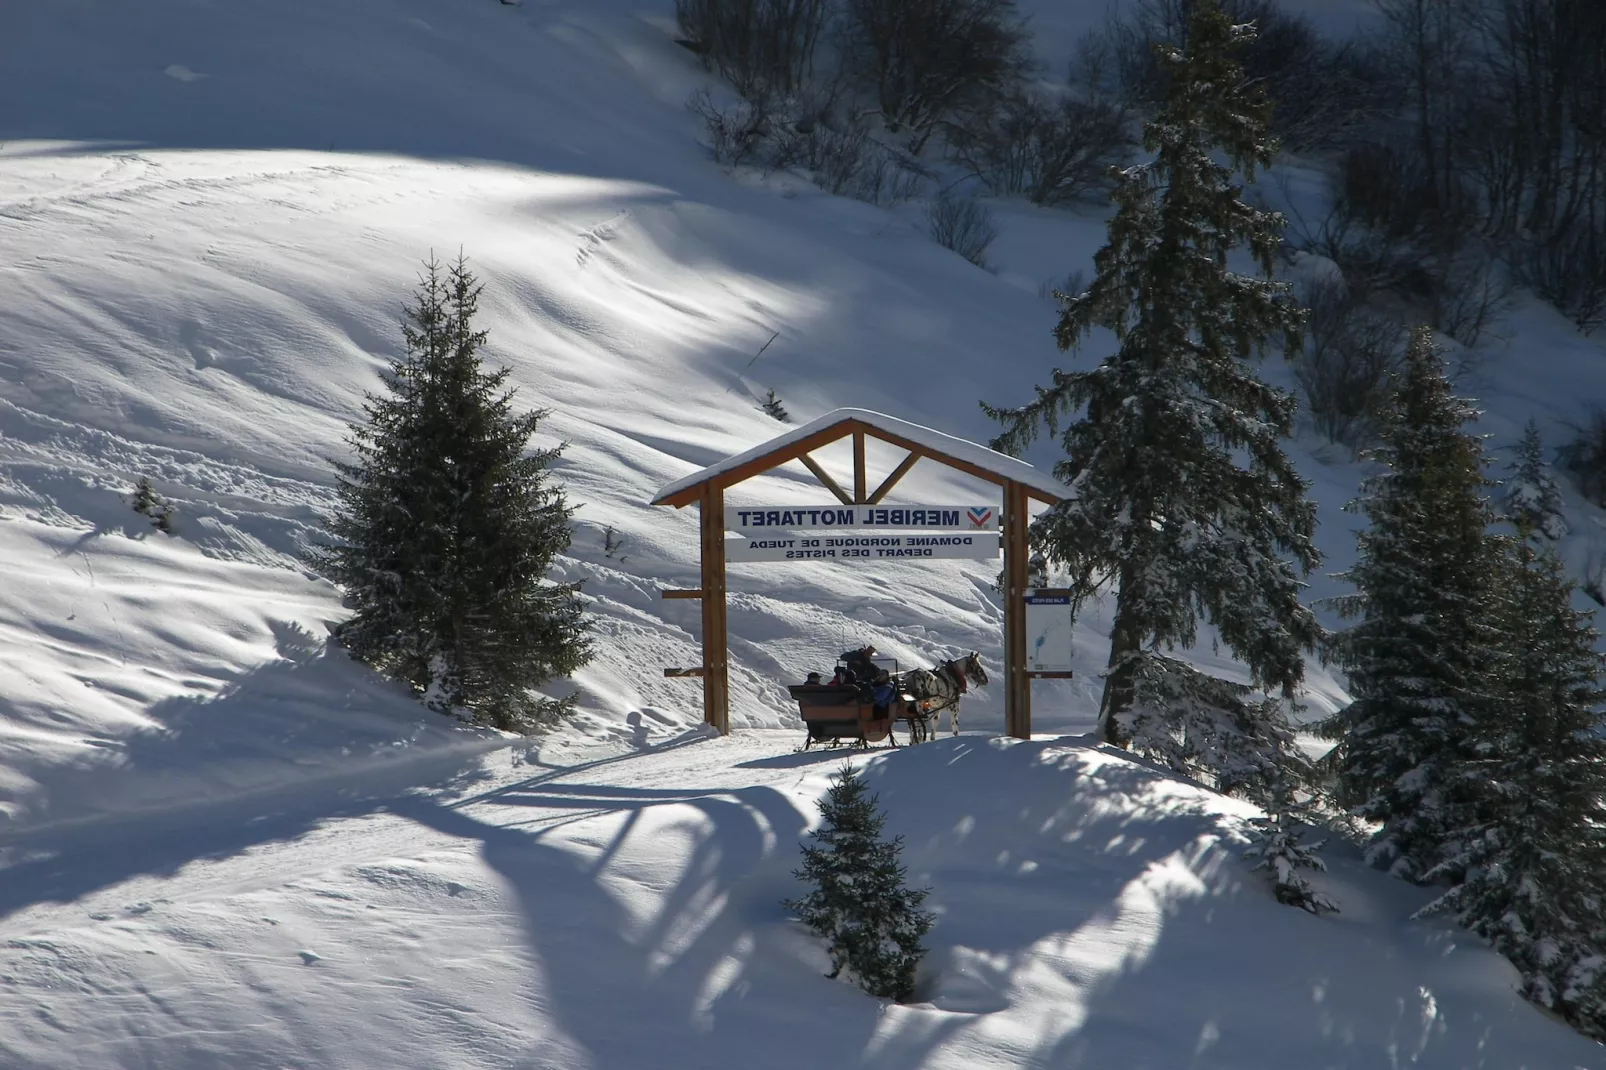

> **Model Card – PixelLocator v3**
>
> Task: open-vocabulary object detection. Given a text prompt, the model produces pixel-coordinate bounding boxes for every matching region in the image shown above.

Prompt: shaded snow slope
[2,735,1598,1069]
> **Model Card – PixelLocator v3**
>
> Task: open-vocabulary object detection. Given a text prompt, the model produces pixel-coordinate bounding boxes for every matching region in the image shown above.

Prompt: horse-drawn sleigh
[787,646,988,749]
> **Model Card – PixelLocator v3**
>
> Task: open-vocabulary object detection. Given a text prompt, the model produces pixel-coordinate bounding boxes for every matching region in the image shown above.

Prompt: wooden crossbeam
[800,452,853,505]
[867,450,921,504]
[660,589,704,600]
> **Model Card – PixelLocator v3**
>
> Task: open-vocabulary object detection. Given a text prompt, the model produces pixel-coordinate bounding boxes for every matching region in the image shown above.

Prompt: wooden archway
[651,408,1068,739]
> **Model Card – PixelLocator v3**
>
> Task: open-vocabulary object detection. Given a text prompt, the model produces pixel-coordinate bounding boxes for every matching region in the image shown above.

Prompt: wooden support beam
[1003,480,1031,740]
[852,430,867,503]
[698,484,730,734]
[867,450,921,505]
[1026,671,1076,680]
[660,589,704,600]
[663,667,708,678]
[800,452,853,506]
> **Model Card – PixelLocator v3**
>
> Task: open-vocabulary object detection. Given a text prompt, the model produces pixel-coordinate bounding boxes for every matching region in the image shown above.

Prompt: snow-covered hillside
[2,0,1604,1065]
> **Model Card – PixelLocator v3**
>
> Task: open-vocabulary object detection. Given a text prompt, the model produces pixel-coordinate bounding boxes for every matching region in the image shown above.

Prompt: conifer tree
[1323,327,1504,879]
[1124,652,1308,807]
[309,255,590,732]
[783,764,933,1002]
[1244,782,1339,916]
[1504,418,1567,540]
[1418,532,1606,1038]
[985,0,1318,746]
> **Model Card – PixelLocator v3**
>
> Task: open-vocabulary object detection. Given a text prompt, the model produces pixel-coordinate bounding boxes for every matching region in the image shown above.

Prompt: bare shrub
[1294,277,1405,447]
[1513,229,1606,336]
[925,193,998,268]
[775,112,928,205]
[839,0,1031,152]
[1559,407,1606,507]
[1427,247,1512,348]
[675,0,830,98]
[688,88,775,166]
[1286,144,1506,347]
[950,90,1132,205]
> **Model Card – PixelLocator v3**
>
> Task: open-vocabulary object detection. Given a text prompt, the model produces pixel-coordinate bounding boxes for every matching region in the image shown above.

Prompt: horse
[897,652,988,742]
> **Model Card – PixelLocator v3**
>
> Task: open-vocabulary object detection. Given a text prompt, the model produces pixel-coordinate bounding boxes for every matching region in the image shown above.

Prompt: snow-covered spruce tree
[1123,652,1309,807]
[1243,780,1339,915]
[1416,532,1606,1039]
[783,764,933,1002]
[308,255,591,732]
[1504,418,1567,540]
[1322,326,1505,880]
[984,0,1319,747]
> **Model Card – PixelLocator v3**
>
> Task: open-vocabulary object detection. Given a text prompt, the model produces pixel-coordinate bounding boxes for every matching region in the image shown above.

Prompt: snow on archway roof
[651,407,1069,505]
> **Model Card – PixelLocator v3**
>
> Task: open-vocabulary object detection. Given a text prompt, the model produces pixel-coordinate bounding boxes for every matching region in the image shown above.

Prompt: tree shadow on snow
[852,738,1597,1069]
[394,734,1602,1069]
[0,623,499,921]
[393,780,970,1070]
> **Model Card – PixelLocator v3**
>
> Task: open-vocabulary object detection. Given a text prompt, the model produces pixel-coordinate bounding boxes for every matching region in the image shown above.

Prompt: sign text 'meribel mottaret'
[732,504,997,533]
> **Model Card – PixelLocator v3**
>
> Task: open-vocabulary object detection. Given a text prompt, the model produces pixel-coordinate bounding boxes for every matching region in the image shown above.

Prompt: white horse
[898,652,988,741]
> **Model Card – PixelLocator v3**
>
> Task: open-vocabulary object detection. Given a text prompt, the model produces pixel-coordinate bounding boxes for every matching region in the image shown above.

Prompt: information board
[1025,589,1075,672]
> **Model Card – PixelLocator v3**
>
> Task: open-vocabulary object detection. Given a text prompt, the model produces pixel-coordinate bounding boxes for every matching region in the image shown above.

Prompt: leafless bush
[1294,277,1405,447]
[1559,407,1606,508]
[839,0,1031,152]
[676,0,830,98]
[1427,247,1513,348]
[688,88,775,166]
[926,194,998,268]
[774,112,929,204]
[1286,144,1506,347]
[693,90,927,205]
[1513,229,1606,336]
[950,90,1132,205]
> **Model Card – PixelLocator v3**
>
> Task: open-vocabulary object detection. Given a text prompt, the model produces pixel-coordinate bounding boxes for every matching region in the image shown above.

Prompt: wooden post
[852,430,867,503]
[1002,480,1031,739]
[699,484,730,734]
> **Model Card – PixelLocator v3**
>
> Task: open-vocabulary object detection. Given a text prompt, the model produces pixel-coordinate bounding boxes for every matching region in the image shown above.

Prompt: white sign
[731,504,997,533]
[726,533,1000,563]
[1025,591,1075,672]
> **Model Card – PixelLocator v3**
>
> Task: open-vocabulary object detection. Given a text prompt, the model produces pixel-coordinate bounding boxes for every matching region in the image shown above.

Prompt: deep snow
[2,0,1604,1065]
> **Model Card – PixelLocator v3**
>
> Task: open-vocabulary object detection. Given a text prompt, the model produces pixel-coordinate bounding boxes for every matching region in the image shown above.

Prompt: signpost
[650,411,1070,740]
[725,532,999,563]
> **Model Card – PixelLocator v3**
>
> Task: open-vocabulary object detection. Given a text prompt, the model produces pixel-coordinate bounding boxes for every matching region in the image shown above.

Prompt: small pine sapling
[783,764,934,1002]
[132,477,176,533]
[760,388,791,422]
[1505,418,1567,540]
[131,477,159,517]
[1243,784,1339,915]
